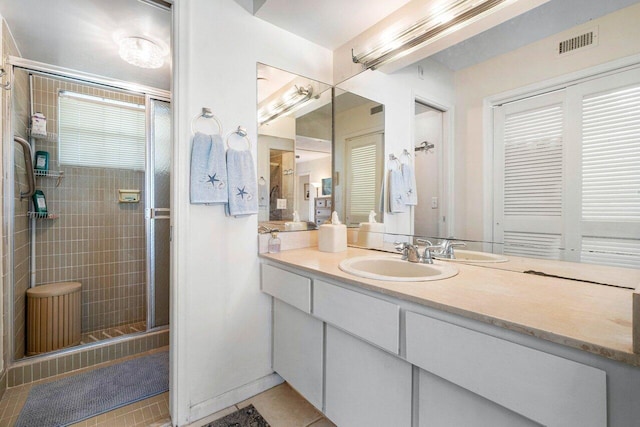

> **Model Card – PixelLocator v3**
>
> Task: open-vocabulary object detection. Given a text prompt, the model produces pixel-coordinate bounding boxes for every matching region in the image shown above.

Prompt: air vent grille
[558,30,596,55]
[370,105,383,115]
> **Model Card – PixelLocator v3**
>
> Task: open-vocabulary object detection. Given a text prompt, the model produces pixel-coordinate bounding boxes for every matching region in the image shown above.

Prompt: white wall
[454,3,640,241]
[172,1,332,425]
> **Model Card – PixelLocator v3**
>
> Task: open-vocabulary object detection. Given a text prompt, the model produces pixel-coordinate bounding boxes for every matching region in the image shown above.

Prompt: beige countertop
[261,246,640,367]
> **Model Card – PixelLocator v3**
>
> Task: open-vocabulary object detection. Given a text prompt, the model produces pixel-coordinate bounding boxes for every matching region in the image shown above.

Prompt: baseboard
[187,373,284,425]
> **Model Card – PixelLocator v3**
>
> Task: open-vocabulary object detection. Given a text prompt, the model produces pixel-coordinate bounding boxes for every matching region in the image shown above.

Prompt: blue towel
[226,148,259,216]
[401,163,417,206]
[388,169,407,213]
[190,132,228,204]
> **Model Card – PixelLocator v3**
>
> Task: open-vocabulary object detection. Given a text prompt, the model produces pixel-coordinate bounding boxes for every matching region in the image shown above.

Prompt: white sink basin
[435,249,508,263]
[339,256,458,282]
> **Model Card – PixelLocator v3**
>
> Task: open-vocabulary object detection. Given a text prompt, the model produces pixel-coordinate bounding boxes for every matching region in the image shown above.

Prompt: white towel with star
[226,148,258,217]
[190,132,228,204]
[401,163,417,206]
[388,169,407,213]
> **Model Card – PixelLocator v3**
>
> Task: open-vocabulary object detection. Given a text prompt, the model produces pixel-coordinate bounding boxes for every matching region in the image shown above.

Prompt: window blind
[503,105,564,217]
[349,143,377,219]
[582,84,640,221]
[58,92,145,170]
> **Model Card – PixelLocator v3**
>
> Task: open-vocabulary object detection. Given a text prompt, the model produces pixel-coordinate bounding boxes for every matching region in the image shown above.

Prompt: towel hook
[225,126,252,151]
[387,154,401,170]
[0,68,11,90]
[191,107,222,136]
[400,149,412,164]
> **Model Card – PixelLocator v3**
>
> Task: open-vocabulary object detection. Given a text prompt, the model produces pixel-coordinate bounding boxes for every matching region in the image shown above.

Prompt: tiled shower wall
[2,19,23,375]
[2,25,36,364]
[30,75,147,337]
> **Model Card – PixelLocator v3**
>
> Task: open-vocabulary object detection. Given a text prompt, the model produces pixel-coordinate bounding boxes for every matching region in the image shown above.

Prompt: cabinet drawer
[261,264,311,313]
[314,280,399,353]
[405,312,606,427]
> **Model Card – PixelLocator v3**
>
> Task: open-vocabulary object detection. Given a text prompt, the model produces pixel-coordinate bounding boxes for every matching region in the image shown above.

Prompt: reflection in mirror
[413,101,443,238]
[336,0,640,270]
[257,63,332,232]
[333,89,384,227]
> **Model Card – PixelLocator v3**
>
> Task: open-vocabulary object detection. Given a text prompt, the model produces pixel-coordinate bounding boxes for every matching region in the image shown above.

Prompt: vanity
[260,246,640,427]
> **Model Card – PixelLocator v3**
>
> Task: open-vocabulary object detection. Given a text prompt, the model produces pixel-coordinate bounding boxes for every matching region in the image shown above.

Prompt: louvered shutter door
[345,133,383,226]
[573,68,640,268]
[493,91,566,259]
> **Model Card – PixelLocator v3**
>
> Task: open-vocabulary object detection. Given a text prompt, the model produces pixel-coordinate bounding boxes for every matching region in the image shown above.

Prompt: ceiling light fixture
[352,0,510,70]
[258,85,314,126]
[119,36,165,69]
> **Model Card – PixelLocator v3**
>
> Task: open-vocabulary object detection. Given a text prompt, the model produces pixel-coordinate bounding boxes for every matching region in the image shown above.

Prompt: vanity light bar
[352,0,509,70]
[258,85,314,125]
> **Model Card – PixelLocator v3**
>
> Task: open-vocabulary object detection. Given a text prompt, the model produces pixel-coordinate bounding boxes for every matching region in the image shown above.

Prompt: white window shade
[349,143,377,219]
[503,105,563,217]
[582,84,640,221]
[58,92,145,170]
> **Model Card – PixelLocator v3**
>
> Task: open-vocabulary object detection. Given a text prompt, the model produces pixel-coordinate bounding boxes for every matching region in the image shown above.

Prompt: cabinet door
[406,312,606,427]
[325,325,412,427]
[273,299,323,410]
[418,369,540,427]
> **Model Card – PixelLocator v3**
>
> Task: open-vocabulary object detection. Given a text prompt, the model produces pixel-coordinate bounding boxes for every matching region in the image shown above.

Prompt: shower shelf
[27,211,59,220]
[27,129,58,142]
[34,169,64,186]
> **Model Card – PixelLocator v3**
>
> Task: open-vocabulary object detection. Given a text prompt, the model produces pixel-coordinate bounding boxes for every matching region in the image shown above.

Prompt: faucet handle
[394,241,410,260]
[416,238,434,247]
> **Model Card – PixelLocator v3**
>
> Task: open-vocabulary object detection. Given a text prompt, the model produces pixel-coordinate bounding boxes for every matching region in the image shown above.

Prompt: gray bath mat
[205,404,270,427]
[16,350,169,427]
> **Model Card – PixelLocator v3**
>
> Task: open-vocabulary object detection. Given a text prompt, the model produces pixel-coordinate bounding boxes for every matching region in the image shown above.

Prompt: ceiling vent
[557,28,598,56]
[370,105,384,115]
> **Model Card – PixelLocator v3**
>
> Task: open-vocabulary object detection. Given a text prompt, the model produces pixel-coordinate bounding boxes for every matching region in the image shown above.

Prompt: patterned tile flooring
[0,345,335,427]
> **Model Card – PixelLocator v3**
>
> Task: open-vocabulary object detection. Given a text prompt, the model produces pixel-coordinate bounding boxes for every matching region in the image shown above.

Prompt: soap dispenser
[268,231,281,254]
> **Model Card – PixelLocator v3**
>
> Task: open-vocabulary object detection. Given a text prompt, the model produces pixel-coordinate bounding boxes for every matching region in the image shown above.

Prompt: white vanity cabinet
[261,261,616,426]
[325,325,412,427]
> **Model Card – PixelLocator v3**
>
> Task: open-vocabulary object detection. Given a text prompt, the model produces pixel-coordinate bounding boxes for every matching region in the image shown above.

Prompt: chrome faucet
[436,239,466,259]
[416,239,439,264]
[395,240,437,264]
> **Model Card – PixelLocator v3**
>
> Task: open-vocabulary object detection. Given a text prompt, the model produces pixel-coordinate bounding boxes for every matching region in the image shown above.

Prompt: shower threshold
[80,321,147,345]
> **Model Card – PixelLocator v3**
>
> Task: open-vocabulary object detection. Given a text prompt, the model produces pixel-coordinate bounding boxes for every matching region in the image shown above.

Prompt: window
[345,133,384,226]
[58,91,146,170]
[493,68,640,268]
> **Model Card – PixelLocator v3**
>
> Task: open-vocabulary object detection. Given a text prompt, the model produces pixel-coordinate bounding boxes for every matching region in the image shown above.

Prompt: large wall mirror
[333,0,640,275]
[258,0,640,269]
[257,63,332,231]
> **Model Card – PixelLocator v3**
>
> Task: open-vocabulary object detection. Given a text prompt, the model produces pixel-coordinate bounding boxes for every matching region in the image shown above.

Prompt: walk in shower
[5,65,171,361]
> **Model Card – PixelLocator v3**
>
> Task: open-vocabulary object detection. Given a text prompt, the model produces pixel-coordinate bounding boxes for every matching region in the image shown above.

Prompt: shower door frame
[5,57,171,363]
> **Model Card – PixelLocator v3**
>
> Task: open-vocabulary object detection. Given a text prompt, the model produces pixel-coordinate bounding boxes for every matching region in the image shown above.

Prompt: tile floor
[0,346,335,427]
[192,383,335,427]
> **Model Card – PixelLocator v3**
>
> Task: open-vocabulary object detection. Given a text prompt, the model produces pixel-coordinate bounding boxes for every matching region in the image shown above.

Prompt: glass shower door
[146,98,171,328]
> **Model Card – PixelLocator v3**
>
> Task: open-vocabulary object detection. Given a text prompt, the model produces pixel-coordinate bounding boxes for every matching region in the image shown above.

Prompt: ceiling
[251,0,640,72]
[253,0,411,50]
[2,0,634,94]
[0,0,171,90]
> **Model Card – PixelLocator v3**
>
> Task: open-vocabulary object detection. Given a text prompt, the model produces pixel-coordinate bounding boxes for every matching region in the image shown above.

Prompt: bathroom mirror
[337,0,640,270]
[333,88,385,227]
[257,63,332,231]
